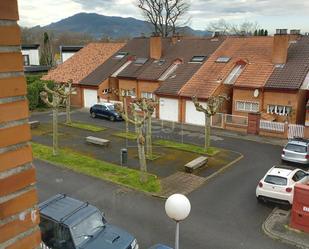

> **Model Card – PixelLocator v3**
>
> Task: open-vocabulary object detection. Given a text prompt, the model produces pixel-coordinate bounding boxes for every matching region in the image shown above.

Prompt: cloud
[18,0,309,32]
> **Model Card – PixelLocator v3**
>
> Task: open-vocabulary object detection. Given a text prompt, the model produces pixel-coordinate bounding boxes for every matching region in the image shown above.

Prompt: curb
[262,208,309,249]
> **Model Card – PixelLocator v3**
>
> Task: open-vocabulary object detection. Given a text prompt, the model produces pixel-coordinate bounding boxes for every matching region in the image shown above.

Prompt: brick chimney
[272,29,289,64]
[150,36,162,60]
[289,29,301,42]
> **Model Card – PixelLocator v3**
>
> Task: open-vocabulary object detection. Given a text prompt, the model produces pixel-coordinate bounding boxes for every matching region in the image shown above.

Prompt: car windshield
[106,105,115,111]
[264,175,287,186]
[71,211,105,246]
[286,144,307,153]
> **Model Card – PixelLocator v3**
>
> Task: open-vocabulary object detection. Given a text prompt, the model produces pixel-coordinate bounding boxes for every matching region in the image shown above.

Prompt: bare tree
[136,98,158,159]
[57,80,75,124]
[40,84,67,156]
[116,100,152,182]
[207,19,259,36]
[137,0,190,37]
[192,95,228,151]
[40,32,55,66]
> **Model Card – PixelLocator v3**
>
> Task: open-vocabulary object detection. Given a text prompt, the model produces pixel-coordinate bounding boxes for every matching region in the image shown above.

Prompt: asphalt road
[32,110,295,249]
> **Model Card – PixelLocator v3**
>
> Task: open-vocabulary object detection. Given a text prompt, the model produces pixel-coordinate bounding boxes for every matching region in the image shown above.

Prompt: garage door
[185,100,205,126]
[159,98,178,122]
[83,89,98,108]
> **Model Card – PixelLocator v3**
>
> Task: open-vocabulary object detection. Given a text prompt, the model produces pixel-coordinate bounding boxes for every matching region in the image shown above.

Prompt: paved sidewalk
[158,172,206,198]
[263,208,309,249]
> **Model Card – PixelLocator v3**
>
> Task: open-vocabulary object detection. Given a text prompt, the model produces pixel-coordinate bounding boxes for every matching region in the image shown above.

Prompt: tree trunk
[66,95,71,124]
[137,126,147,182]
[52,103,59,156]
[123,97,129,133]
[204,114,211,151]
[146,115,152,158]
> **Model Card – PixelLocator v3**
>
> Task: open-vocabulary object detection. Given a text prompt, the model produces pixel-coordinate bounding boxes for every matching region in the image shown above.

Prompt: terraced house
[43,31,309,138]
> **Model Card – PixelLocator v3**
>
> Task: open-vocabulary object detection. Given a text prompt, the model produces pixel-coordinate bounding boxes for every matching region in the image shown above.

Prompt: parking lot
[32,110,296,249]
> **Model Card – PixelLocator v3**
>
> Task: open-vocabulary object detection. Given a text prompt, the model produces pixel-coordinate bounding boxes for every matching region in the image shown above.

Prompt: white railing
[288,124,305,139]
[260,120,285,132]
[225,114,248,126]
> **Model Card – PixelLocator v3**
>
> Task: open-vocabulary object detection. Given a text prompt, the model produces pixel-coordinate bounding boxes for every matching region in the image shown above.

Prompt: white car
[256,165,309,204]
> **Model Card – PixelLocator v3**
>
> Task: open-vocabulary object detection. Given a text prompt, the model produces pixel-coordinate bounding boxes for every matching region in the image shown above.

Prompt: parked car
[148,244,173,249]
[256,165,309,204]
[281,138,309,165]
[90,103,123,121]
[39,194,139,249]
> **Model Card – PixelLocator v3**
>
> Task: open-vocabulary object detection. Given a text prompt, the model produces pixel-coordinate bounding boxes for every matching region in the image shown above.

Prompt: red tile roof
[42,42,124,84]
[179,36,275,99]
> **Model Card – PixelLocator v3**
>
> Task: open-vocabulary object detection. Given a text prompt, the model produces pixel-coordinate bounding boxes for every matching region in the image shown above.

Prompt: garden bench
[86,136,110,146]
[184,156,208,173]
[29,120,40,129]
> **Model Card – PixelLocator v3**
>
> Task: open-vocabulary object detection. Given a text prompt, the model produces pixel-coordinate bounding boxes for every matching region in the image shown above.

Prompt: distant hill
[40,12,211,39]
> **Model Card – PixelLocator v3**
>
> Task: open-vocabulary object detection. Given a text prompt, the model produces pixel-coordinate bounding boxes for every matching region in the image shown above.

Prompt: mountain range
[37,13,211,39]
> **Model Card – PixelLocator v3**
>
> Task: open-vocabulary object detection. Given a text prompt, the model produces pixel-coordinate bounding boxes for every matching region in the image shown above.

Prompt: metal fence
[288,124,305,139]
[225,114,248,126]
[260,120,285,132]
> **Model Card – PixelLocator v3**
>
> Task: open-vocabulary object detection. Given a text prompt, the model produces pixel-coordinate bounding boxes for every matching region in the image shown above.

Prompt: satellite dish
[253,89,259,98]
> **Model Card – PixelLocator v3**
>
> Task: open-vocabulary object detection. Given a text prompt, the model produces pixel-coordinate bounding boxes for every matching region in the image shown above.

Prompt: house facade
[42,42,125,107]
[21,44,40,66]
[60,45,83,63]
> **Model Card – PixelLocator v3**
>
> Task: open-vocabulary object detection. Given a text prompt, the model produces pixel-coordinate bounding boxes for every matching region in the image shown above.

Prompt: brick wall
[263,90,305,124]
[0,1,41,249]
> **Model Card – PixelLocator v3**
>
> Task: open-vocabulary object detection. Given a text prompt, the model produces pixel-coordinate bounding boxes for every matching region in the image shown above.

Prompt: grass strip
[32,142,160,193]
[153,139,219,156]
[113,132,138,140]
[63,122,106,132]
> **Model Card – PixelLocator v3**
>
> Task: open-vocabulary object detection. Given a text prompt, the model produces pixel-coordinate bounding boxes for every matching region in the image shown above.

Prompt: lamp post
[165,194,191,249]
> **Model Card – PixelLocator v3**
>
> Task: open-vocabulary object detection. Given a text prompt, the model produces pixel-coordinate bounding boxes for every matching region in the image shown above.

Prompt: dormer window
[224,63,245,85]
[114,52,128,59]
[134,58,148,65]
[216,56,231,63]
[190,56,206,63]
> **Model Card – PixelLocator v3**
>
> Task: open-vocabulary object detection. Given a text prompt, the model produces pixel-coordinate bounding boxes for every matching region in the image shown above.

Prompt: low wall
[259,129,287,139]
[225,123,247,133]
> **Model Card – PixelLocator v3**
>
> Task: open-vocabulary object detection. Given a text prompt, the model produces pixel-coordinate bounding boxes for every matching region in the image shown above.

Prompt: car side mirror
[101,211,105,218]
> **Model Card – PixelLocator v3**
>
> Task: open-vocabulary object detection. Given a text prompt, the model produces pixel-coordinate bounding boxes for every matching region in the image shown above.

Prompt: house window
[236,101,259,112]
[141,92,155,99]
[23,55,30,66]
[190,56,206,63]
[114,52,128,59]
[224,64,245,85]
[267,105,292,116]
[122,89,136,97]
[216,56,231,63]
[134,58,148,65]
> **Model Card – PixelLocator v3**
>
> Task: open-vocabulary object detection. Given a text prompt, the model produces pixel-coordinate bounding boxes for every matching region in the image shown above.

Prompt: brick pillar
[247,113,261,135]
[0,1,42,249]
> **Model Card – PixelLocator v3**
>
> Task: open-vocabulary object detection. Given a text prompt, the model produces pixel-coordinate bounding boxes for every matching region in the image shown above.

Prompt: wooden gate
[288,124,305,139]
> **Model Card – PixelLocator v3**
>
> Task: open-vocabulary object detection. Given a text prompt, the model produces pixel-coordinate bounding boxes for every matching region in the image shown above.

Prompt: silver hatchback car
[281,138,309,165]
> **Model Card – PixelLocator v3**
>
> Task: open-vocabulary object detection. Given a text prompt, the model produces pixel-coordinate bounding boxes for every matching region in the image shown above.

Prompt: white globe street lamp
[165,194,191,249]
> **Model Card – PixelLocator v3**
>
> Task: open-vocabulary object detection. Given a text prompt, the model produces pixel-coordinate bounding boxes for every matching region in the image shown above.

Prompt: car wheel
[256,196,264,203]
[91,112,96,118]
[109,116,115,122]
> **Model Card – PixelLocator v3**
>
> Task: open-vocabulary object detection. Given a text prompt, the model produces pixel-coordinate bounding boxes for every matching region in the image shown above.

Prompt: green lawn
[63,122,106,132]
[32,143,161,193]
[113,132,138,140]
[153,139,219,156]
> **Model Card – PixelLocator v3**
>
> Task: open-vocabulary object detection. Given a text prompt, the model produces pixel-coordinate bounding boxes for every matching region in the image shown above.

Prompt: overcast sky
[18,0,309,33]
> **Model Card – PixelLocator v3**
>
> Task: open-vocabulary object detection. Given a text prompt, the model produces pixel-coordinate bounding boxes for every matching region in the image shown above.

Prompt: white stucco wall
[22,49,40,65]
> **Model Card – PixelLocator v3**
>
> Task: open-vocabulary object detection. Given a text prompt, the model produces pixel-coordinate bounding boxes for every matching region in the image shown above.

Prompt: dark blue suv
[90,103,123,121]
[39,194,138,249]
